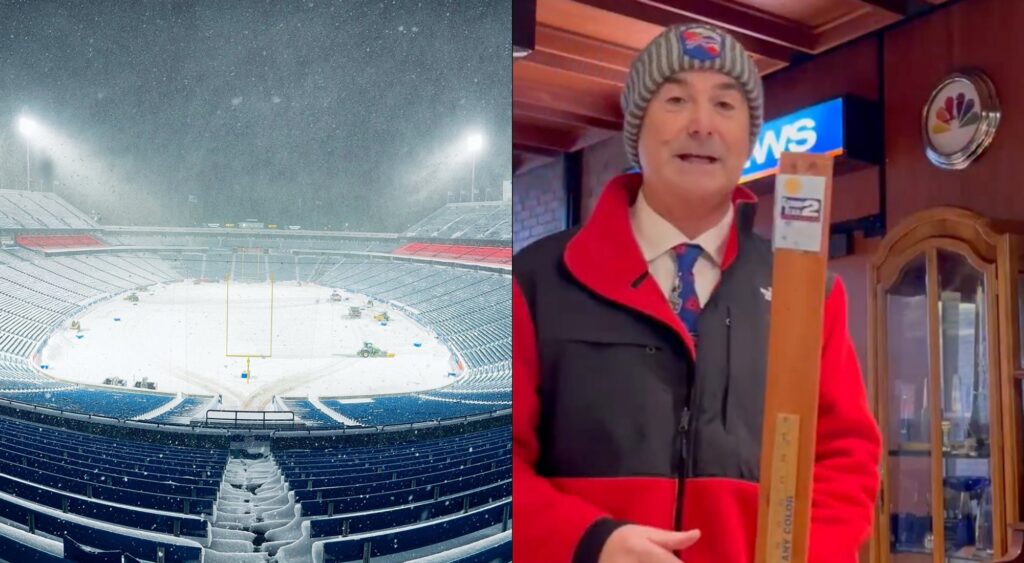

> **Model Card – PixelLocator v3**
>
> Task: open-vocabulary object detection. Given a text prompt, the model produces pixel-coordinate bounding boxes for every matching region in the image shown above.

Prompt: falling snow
[0,0,511,230]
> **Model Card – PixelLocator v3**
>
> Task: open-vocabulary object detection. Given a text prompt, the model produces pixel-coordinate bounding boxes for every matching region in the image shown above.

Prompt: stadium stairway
[204,449,290,563]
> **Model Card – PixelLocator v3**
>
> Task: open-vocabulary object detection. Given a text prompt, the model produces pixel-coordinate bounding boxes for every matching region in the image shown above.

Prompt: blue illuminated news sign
[741,97,848,183]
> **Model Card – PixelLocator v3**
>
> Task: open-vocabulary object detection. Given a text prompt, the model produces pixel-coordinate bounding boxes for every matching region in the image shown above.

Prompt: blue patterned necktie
[673,243,703,336]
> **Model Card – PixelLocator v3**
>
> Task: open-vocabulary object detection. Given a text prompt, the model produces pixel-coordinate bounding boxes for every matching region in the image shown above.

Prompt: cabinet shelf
[888,448,990,460]
[888,448,932,457]
[946,547,994,562]
[890,545,990,561]
[891,538,993,558]
[892,545,931,555]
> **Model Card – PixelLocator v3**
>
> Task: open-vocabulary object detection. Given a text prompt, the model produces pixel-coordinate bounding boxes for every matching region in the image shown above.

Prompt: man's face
[637,70,751,203]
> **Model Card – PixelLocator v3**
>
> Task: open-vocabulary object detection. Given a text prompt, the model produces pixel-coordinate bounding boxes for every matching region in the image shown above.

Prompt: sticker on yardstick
[773,174,825,252]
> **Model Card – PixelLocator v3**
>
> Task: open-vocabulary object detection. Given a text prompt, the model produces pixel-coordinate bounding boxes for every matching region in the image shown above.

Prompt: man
[513,23,881,563]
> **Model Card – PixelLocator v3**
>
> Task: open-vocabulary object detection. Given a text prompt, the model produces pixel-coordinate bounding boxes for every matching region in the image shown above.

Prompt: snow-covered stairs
[203,449,293,563]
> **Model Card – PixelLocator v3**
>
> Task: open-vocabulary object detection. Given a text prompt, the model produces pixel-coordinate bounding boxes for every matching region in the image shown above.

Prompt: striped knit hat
[621,23,764,168]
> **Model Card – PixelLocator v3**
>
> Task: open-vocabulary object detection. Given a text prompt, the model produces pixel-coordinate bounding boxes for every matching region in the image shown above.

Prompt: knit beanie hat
[621,23,764,168]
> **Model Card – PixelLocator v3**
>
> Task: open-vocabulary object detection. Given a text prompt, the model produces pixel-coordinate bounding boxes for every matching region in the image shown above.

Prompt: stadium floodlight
[16,115,39,190]
[466,132,484,154]
[17,116,40,138]
[465,132,485,202]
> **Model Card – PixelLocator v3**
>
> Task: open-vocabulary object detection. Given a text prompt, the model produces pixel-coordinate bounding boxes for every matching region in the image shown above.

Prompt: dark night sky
[0,0,511,230]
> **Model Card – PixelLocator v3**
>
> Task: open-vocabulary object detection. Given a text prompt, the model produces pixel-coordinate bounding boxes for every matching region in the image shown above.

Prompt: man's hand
[598,524,701,562]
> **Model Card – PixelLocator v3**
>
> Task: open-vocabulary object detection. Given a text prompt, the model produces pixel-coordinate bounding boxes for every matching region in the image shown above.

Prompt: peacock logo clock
[922,71,1000,170]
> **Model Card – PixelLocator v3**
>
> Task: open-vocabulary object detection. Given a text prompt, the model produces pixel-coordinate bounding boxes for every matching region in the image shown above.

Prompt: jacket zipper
[675,308,731,532]
[724,307,732,424]
[673,405,691,531]
[725,307,732,370]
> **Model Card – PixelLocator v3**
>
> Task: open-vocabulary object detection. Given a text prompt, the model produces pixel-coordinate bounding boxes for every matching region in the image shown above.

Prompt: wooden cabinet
[869,207,1024,563]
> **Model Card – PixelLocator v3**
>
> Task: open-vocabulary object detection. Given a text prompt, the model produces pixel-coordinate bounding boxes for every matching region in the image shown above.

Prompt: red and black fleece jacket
[512,173,881,563]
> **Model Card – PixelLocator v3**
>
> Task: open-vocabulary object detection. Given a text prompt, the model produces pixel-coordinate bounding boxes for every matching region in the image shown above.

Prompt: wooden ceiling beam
[814,9,900,52]
[857,0,931,16]
[513,122,580,153]
[534,25,636,70]
[514,100,622,131]
[513,66,623,124]
[644,0,817,52]
[523,25,635,85]
[523,49,629,85]
[513,143,563,159]
[574,0,801,62]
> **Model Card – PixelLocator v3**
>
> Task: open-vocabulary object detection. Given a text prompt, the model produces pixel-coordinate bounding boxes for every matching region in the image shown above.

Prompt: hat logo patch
[681,27,722,61]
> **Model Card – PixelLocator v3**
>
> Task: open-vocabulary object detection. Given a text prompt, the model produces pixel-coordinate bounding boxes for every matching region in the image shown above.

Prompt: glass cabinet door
[886,253,935,562]
[936,249,994,562]
[883,248,999,563]
[872,209,1020,563]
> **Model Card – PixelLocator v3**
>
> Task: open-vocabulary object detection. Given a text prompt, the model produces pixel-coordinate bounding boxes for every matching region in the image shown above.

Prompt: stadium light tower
[18,116,39,137]
[466,132,484,202]
[17,115,40,191]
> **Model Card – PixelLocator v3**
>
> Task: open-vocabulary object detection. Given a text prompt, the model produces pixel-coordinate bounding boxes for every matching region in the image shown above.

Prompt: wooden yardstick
[754,152,834,563]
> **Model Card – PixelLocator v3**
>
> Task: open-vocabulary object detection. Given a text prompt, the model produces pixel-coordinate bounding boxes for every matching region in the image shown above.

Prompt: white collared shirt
[628,189,734,307]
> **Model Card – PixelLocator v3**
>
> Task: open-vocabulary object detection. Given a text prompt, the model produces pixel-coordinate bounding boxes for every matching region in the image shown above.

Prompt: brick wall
[581,133,628,223]
[512,158,566,254]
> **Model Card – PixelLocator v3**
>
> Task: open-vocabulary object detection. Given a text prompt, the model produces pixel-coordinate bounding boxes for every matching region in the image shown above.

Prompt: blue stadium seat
[279,443,509,476]
[280,398,342,426]
[0,473,208,538]
[316,500,510,562]
[424,390,510,403]
[326,396,508,426]
[309,480,510,538]
[150,397,213,424]
[290,455,510,492]
[0,389,175,419]
[447,534,511,563]
[0,457,214,514]
[0,525,65,562]
[63,536,123,563]
[298,468,510,517]
[285,448,506,480]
